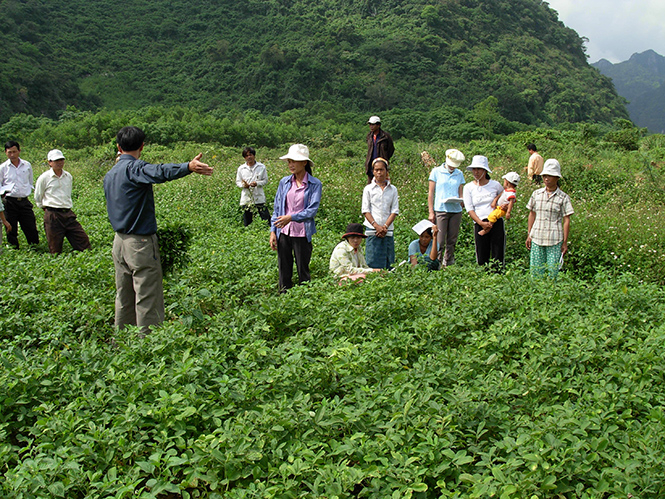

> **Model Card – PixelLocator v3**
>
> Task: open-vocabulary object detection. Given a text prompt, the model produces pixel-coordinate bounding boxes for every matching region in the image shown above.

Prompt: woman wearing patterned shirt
[525,159,574,279]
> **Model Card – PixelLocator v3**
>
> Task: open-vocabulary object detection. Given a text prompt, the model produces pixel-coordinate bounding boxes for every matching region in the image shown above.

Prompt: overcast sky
[545,0,665,63]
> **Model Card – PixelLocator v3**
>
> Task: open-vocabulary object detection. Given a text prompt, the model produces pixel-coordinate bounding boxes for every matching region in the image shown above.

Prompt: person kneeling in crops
[104,126,213,336]
[408,220,440,271]
[525,159,574,280]
[329,223,381,282]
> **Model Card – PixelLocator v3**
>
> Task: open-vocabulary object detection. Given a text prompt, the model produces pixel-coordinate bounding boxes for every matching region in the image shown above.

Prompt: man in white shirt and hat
[34,149,91,254]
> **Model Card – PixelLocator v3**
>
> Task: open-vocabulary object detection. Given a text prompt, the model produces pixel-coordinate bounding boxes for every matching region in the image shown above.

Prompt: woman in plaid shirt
[525,159,574,279]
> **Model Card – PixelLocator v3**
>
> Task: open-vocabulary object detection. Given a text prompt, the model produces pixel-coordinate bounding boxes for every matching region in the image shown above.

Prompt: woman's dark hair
[422,227,433,237]
[242,146,256,158]
[305,161,313,175]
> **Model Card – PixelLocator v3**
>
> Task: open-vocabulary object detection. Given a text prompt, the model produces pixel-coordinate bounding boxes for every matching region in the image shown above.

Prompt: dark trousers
[474,218,505,270]
[3,196,39,248]
[277,233,312,291]
[43,208,91,253]
[242,204,270,227]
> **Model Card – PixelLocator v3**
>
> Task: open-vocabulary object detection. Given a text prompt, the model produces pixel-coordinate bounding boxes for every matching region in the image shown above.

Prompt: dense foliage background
[1,0,628,128]
[1,113,664,497]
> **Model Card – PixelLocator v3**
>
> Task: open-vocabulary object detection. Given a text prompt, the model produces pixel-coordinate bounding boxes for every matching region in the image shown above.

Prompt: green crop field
[1,120,665,498]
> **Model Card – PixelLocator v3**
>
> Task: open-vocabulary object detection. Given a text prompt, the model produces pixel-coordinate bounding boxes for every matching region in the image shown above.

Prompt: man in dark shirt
[364,116,395,183]
[103,126,213,336]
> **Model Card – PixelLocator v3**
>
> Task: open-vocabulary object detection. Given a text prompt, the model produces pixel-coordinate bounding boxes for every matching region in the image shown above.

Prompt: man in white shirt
[0,140,39,248]
[34,149,91,254]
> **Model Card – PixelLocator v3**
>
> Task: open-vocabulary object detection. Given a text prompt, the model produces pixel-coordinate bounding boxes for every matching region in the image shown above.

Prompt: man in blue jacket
[104,126,213,336]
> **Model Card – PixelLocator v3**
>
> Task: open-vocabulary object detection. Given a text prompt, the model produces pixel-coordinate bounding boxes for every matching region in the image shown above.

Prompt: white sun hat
[541,159,562,177]
[467,155,491,173]
[279,144,313,166]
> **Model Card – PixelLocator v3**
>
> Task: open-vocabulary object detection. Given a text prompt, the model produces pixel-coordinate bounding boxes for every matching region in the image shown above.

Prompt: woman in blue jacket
[269,144,322,292]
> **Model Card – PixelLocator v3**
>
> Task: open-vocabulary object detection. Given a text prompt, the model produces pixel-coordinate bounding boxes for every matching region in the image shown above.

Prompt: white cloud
[546,0,665,62]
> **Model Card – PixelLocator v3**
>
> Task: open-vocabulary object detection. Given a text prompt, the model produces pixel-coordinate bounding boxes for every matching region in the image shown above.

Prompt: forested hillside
[1,0,627,128]
[593,50,665,133]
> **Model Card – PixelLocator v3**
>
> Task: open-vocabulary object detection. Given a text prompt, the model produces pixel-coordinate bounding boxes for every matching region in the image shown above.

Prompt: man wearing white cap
[34,149,91,254]
[365,116,394,183]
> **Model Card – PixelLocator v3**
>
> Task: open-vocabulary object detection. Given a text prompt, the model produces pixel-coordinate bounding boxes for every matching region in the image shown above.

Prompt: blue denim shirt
[271,174,322,242]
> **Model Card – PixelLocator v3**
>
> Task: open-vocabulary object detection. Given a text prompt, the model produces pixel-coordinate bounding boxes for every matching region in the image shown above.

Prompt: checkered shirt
[526,188,574,246]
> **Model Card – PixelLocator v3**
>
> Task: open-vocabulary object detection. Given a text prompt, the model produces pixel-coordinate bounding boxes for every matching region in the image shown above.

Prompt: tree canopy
[0,0,628,127]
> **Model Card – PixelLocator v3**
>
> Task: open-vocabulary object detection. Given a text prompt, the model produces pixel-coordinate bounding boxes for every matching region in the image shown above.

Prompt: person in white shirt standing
[0,140,39,248]
[34,149,91,254]
[362,158,399,269]
[236,146,269,226]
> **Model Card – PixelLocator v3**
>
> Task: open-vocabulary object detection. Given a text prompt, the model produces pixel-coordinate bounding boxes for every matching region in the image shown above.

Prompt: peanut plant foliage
[1,129,665,498]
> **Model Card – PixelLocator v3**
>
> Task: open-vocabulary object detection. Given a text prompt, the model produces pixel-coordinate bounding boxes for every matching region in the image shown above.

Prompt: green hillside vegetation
[1,115,665,496]
[593,50,665,133]
[1,0,627,129]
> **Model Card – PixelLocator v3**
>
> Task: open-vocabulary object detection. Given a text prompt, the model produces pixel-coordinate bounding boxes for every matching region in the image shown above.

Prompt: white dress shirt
[0,158,34,197]
[34,169,74,209]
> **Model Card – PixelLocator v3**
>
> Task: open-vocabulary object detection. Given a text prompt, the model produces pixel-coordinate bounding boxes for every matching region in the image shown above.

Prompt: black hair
[116,126,146,152]
[305,162,313,175]
[372,157,389,172]
[242,146,256,158]
[4,140,20,151]
[527,143,537,151]
[422,228,433,237]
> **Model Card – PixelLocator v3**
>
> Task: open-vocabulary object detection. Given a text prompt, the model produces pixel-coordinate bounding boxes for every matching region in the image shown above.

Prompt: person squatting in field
[104,126,213,336]
[34,149,91,254]
[269,144,322,292]
[329,222,381,282]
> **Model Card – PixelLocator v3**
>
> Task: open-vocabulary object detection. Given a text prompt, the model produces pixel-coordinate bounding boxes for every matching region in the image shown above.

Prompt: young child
[236,146,269,226]
[329,223,379,281]
[478,172,519,236]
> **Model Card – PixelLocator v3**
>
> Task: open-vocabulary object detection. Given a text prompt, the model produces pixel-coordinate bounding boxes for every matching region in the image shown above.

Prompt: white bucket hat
[445,149,465,168]
[367,116,381,124]
[502,172,520,185]
[280,144,313,166]
[542,159,561,177]
[467,155,491,173]
[47,149,65,161]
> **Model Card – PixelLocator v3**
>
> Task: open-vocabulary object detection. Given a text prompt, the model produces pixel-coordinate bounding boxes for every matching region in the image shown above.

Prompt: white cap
[502,172,520,185]
[445,149,465,168]
[367,116,381,124]
[542,159,562,177]
[47,149,65,161]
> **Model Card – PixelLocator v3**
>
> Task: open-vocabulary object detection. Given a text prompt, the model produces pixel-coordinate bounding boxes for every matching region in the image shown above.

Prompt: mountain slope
[1,0,628,127]
[592,49,665,132]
